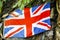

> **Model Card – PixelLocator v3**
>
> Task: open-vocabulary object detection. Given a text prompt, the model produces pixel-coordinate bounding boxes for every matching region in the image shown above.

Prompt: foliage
[0,0,3,13]
[12,0,31,10]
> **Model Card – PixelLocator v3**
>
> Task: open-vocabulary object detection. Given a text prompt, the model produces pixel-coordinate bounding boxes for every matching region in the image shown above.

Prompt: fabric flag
[4,2,51,38]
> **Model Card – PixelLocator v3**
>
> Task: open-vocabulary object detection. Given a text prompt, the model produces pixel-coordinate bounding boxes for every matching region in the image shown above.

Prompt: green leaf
[20,3,24,10]
[12,2,18,8]
[18,0,30,10]
[0,1,2,13]
[17,0,22,7]
[12,0,31,10]
[26,0,30,3]
[23,0,26,4]
[12,0,22,8]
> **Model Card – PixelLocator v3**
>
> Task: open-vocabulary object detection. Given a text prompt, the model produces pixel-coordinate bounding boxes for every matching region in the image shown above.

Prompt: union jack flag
[4,2,51,38]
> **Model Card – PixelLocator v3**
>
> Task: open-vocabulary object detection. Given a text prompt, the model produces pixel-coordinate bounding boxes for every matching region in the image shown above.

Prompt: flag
[4,2,51,38]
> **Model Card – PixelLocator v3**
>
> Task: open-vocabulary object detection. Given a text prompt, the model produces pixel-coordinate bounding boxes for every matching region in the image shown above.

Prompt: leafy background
[0,0,60,40]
